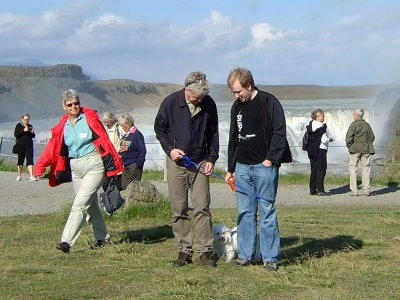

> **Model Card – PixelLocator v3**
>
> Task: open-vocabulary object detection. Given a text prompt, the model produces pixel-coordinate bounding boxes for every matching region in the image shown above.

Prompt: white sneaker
[16,176,21,181]
[29,176,38,181]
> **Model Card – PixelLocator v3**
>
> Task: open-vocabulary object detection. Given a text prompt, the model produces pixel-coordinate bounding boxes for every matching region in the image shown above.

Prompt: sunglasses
[65,102,80,107]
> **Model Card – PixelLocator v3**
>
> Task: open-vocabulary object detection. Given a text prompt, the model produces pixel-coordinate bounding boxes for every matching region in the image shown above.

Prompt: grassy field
[1,202,400,299]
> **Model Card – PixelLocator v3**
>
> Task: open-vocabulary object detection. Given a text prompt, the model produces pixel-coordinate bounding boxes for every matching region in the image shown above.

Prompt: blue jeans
[235,162,280,262]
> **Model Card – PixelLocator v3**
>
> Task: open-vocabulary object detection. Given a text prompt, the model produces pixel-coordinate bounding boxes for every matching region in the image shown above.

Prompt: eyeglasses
[65,102,80,107]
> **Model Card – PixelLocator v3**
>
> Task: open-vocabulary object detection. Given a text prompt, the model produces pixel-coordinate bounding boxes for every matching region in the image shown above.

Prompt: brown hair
[227,67,255,89]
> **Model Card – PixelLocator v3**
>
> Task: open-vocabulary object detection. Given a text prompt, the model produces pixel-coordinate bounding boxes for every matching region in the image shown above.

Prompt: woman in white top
[305,109,334,196]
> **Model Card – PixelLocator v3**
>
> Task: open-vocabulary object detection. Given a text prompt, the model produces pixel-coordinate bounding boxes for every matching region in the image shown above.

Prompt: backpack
[302,130,309,151]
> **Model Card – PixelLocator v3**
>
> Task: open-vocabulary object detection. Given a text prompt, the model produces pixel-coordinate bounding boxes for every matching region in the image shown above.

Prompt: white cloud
[250,23,284,49]
[0,1,399,85]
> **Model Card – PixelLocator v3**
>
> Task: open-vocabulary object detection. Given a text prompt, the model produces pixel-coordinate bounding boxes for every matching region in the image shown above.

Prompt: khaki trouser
[349,153,371,193]
[166,157,213,256]
[61,152,109,246]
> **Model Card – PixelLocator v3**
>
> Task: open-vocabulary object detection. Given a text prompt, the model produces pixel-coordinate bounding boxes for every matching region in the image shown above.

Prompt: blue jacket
[120,127,146,168]
[154,89,219,164]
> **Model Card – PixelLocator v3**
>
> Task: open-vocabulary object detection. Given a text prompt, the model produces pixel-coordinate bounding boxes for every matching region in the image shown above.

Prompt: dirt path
[1,171,399,217]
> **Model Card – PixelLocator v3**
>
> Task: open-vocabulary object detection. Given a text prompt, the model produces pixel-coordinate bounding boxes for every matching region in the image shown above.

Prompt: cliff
[0,64,386,123]
[0,64,90,81]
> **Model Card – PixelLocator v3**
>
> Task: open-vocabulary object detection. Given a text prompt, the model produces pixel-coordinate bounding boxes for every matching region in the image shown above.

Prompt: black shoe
[199,252,217,267]
[56,242,70,253]
[173,252,193,267]
[231,258,251,267]
[90,239,110,250]
[317,191,330,196]
[310,191,318,195]
[263,261,278,272]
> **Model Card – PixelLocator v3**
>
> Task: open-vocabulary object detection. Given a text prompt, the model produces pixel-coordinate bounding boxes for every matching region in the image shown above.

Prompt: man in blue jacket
[154,71,219,267]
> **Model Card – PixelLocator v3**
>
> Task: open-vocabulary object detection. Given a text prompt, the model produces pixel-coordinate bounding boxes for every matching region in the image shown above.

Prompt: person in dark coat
[14,113,36,181]
[224,67,292,272]
[154,71,219,268]
[306,109,334,196]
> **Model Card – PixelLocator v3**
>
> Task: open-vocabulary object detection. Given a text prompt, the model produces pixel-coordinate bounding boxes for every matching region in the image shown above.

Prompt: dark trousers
[17,145,34,166]
[121,163,142,190]
[309,149,327,193]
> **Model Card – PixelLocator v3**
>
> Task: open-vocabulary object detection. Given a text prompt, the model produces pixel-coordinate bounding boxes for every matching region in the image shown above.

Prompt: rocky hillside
[0,64,182,123]
[0,64,385,123]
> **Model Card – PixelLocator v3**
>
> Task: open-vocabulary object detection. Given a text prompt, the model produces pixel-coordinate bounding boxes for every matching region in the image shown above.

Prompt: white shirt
[311,120,334,150]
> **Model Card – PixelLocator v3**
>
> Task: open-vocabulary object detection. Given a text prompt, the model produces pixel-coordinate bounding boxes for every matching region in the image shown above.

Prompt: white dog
[212,224,238,262]
[212,224,262,263]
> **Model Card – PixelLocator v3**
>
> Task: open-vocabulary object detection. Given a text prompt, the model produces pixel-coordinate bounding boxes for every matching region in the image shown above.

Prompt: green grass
[2,205,400,299]
[0,158,18,172]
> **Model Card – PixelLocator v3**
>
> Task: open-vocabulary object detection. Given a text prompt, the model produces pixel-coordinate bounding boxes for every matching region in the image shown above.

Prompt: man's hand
[262,159,273,167]
[225,172,234,183]
[170,149,185,161]
[202,162,214,176]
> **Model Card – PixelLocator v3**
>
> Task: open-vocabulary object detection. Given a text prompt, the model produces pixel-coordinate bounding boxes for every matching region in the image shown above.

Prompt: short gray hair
[119,113,134,127]
[62,89,79,105]
[102,112,118,124]
[184,71,209,98]
[353,108,364,118]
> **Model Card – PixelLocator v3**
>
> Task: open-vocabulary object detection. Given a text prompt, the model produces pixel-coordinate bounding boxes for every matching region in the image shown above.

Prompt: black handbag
[100,177,124,216]
[12,144,18,154]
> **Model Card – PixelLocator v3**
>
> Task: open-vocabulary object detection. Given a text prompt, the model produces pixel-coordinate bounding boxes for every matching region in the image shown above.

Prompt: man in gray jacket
[345,108,375,196]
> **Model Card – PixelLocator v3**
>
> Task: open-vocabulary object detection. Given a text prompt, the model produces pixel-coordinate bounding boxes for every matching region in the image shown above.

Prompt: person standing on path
[345,108,375,196]
[154,71,219,267]
[224,67,292,272]
[14,113,36,181]
[306,109,334,196]
[118,113,146,203]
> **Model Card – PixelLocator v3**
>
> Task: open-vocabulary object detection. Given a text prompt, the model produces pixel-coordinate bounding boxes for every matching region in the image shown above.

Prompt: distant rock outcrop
[0,64,90,81]
[0,64,179,123]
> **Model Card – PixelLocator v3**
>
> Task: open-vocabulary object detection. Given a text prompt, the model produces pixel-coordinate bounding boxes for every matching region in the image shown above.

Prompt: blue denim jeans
[235,162,280,262]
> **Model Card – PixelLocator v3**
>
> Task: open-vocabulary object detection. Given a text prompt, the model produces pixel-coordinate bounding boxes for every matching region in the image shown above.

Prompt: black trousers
[309,149,327,193]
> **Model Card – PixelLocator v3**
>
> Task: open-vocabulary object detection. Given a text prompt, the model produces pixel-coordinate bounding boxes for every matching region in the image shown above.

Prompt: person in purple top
[118,113,146,190]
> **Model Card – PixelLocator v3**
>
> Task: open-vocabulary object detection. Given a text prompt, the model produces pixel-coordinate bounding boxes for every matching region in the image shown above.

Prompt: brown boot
[173,252,192,267]
[199,252,216,267]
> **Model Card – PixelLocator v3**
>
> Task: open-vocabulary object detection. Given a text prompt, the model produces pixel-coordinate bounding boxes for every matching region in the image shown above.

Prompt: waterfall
[1,97,389,173]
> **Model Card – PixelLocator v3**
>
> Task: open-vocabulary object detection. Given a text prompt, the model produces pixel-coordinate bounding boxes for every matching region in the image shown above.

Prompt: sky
[1,0,399,86]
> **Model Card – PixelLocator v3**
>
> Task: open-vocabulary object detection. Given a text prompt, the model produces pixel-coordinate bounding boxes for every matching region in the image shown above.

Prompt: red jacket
[34,107,124,187]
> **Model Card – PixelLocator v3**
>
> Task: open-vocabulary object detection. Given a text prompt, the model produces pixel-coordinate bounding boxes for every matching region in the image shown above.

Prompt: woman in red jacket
[34,89,123,253]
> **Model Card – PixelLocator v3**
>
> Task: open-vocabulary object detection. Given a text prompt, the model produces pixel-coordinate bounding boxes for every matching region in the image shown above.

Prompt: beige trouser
[166,157,213,256]
[61,152,109,246]
[349,153,371,193]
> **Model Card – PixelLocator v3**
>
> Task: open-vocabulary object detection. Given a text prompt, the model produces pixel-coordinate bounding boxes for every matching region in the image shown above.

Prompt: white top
[311,120,334,150]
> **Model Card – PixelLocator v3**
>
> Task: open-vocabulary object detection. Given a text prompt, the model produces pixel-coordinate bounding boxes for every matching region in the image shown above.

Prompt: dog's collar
[230,230,237,237]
